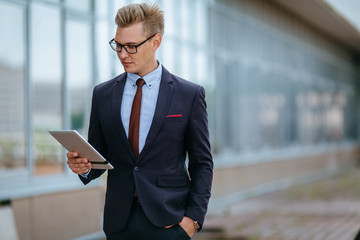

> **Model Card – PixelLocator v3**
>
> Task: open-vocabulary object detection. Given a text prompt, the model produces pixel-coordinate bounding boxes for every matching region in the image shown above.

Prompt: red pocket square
[166,114,183,118]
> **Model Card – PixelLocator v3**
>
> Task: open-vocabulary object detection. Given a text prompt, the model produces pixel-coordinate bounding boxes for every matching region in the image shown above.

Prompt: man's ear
[152,33,162,51]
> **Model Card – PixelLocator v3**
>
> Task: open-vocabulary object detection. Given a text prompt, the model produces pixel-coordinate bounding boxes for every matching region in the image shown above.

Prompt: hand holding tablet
[66,151,93,175]
[49,130,114,170]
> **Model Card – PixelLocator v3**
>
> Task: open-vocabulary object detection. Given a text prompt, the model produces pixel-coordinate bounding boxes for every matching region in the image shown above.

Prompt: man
[66,3,213,239]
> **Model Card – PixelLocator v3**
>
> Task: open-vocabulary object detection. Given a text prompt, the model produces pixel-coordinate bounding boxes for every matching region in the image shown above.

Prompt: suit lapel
[138,67,174,161]
[111,73,134,157]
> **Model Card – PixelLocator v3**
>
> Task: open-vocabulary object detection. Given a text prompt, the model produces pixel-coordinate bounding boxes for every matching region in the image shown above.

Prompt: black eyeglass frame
[109,34,156,54]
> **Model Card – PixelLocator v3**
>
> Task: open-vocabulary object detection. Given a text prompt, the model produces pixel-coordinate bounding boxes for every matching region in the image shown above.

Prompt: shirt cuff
[80,169,91,179]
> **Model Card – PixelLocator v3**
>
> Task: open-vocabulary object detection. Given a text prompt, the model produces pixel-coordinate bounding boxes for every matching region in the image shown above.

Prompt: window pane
[65,0,90,12]
[96,20,112,83]
[180,45,191,80]
[162,0,176,37]
[196,51,207,85]
[194,0,207,44]
[180,0,190,41]
[159,39,175,73]
[95,0,108,17]
[66,20,92,136]
[31,3,63,175]
[0,3,26,171]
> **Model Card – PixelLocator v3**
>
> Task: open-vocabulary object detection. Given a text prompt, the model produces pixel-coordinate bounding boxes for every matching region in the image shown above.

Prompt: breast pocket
[164,116,184,122]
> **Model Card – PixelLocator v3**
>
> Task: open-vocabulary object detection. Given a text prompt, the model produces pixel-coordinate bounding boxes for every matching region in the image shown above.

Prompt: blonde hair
[115,3,164,36]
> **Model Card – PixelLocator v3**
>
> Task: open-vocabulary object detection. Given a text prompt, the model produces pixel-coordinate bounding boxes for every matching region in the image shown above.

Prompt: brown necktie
[128,78,145,158]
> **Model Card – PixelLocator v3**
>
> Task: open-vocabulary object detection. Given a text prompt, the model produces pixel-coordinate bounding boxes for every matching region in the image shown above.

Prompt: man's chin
[122,66,134,73]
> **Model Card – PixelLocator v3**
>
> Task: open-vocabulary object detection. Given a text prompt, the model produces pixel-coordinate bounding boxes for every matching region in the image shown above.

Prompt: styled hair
[115,3,164,36]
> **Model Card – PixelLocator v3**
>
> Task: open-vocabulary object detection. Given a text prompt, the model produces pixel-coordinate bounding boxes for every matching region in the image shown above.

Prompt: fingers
[67,151,78,159]
[67,160,92,174]
[164,224,175,229]
[179,216,196,238]
[66,151,92,174]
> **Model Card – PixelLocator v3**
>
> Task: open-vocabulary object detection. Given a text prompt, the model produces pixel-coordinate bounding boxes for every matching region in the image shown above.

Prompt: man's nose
[117,48,129,59]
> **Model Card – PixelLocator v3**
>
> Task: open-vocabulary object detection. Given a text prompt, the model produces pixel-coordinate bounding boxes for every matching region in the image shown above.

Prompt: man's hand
[66,151,92,175]
[179,216,196,238]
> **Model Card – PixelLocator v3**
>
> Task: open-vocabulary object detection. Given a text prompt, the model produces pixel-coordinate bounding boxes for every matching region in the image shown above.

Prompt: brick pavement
[194,168,360,240]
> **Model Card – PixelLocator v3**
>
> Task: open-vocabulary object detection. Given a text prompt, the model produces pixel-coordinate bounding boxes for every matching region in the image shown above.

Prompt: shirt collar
[127,62,162,90]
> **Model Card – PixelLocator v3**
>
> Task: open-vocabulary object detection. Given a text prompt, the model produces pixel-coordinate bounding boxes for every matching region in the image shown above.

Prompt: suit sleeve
[79,87,106,184]
[184,86,213,228]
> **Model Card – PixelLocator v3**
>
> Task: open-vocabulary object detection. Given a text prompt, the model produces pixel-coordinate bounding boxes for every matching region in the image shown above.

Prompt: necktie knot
[136,78,145,87]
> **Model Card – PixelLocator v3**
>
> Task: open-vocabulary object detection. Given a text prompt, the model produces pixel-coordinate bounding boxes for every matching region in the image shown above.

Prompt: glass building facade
[1,0,360,239]
[0,0,359,194]
[209,1,360,158]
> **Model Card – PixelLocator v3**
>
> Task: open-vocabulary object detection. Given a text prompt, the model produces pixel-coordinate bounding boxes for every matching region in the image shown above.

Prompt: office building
[0,0,359,239]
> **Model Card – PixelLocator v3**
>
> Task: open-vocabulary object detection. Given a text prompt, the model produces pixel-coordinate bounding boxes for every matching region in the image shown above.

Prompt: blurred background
[0,0,360,239]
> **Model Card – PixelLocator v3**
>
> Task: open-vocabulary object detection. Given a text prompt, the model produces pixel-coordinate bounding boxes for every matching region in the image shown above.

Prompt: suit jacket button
[134,166,139,172]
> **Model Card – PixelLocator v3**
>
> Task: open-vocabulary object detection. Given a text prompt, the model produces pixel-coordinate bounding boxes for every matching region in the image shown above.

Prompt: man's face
[114,22,158,77]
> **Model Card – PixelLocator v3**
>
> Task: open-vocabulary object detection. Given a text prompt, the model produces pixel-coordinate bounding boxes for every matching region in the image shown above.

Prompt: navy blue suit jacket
[80,67,213,233]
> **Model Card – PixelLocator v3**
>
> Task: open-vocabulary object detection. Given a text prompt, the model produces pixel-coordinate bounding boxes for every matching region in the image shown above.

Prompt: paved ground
[195,168,360,240]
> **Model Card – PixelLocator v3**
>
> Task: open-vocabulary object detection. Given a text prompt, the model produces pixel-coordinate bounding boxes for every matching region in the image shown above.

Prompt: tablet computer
[49,130,114,170]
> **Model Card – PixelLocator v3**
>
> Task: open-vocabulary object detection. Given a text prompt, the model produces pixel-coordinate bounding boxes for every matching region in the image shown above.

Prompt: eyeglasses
[109,34,156,54]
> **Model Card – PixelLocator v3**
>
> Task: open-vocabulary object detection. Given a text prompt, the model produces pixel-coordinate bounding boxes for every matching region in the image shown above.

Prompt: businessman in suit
[66,3,213,239]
